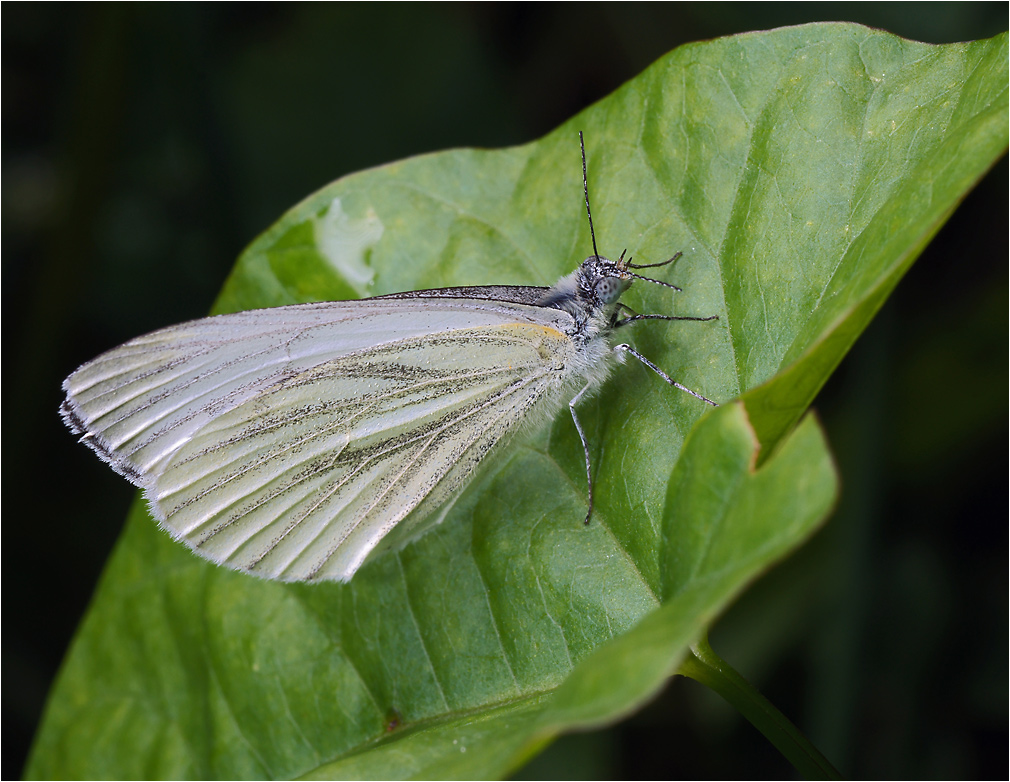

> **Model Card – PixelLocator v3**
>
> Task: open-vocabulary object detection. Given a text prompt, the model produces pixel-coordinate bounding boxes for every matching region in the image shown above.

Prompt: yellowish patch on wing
[484,322,571,371]
[494,322,568,342]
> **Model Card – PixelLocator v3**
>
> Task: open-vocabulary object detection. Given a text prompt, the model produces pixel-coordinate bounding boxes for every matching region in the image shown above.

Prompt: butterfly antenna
[580,131,600,260]
[626,251,684,290]
[626,270,683,292]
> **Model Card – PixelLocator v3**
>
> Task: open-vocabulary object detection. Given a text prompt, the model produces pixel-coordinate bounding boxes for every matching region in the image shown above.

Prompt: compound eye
[595,277,623,303]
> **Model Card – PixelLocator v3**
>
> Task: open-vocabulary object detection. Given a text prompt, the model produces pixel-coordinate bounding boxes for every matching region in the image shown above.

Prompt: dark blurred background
[4,4,1006,778]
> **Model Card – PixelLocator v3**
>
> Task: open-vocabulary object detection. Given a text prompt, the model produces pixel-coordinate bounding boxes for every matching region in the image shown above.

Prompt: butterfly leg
[569,382,596,525]
[614,343,718,406]
[615,304,719,329]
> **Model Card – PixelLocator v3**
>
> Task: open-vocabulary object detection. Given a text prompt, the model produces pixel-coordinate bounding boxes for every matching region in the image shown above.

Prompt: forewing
[370,285,549,306]
[62,298,577,581]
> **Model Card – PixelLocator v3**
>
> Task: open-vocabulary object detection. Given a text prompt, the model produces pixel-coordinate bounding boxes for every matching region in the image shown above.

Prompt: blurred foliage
[4,3,1006,779]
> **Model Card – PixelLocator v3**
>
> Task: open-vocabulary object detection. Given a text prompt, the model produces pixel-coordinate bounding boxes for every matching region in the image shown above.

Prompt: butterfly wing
[62,295,579,582]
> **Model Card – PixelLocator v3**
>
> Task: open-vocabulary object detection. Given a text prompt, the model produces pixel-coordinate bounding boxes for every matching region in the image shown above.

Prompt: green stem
[679,635,842,780]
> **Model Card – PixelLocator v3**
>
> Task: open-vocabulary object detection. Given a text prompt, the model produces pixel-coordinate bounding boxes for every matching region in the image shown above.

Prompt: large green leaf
[29,23,1007,779]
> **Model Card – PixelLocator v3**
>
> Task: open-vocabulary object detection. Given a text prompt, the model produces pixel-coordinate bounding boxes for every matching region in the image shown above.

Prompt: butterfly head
[578,249,684,308]
[578,253,634,307]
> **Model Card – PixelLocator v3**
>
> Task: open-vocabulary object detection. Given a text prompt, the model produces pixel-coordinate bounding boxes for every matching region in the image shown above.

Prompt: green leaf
[30,23,1007,779]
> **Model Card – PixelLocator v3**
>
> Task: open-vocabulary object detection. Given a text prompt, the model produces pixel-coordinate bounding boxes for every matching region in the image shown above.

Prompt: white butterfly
[61,133,718,583]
